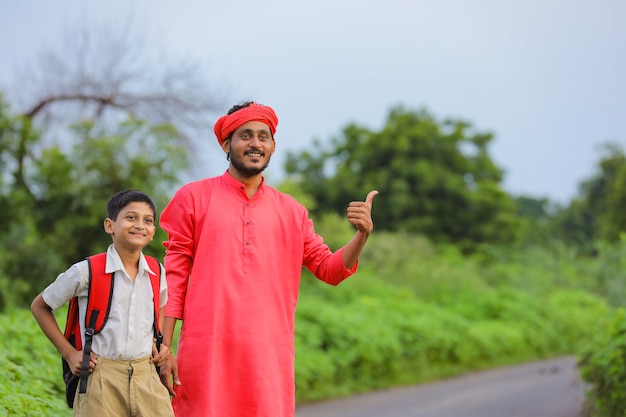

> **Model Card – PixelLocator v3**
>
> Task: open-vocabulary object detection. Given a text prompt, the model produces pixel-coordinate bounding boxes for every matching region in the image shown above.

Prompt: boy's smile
[104,202,156,251]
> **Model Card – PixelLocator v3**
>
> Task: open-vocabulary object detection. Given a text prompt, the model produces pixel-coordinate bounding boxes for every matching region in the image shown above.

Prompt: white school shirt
[43,244,168,360]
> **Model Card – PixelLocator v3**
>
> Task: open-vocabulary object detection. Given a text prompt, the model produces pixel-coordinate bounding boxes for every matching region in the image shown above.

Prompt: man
[159,101,377,417]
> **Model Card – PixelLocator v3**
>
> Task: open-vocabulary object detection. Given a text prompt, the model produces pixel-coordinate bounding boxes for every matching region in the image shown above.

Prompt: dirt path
[296,356,587,417]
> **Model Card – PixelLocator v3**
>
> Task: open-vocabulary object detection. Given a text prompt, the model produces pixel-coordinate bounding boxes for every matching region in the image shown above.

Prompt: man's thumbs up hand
[347,190,379,234]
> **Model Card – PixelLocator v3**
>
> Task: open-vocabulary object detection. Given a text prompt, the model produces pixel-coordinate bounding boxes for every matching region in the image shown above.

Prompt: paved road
[296,356,587,417]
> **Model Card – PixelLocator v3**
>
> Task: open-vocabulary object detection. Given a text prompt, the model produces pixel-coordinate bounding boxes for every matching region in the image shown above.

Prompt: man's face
[225,120,275,178]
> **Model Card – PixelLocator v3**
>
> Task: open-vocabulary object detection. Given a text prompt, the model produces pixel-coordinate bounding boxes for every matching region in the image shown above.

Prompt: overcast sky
[2,0,625,203]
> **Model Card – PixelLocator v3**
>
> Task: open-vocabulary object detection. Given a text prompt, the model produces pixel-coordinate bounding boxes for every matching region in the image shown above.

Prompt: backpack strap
[79,253,114,394]
[84,253,114,333]
[145,256,163,350]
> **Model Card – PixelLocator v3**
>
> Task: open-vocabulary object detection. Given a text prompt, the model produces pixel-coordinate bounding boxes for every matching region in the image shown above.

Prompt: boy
[31,190,174,417]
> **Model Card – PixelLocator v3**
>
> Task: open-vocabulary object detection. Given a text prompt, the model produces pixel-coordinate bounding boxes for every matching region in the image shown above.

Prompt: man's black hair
[107,190,156,221]
[227,101,254,115]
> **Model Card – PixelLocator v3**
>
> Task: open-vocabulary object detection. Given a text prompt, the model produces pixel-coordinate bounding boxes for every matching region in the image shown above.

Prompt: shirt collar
[105,244,154,277]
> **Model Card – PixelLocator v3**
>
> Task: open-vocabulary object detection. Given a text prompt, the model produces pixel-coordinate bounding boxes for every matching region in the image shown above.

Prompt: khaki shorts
[73,356,174,417]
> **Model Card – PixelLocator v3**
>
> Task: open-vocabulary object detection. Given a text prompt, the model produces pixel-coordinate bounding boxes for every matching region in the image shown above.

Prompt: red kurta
[160,172,357,417]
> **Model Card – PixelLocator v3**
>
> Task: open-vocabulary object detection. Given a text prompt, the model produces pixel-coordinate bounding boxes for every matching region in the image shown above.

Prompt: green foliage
[515,195,557,221]
[309,211,357,252]
[30,118,186,263]
[295,273,610,403]
[0,96,188,310]
[551,142,626,247]
[475,236,626,309]
[4,232,617,411]
[285,105,521,250]
[584,237,626,308]
[579,308,626,417]
[0,214,65,310]
[0,309,70,416]
[294,232,614,403]
[276,178,317,212]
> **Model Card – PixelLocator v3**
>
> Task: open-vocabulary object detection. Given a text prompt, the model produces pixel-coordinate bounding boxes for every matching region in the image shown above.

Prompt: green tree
[0,97,188,310]
[514,196,557,221]
[31,118,187,262]
[591,143,626,243]
[0,19,225,311]
[512,195,565,247]
[285,105,520,249]
[551,142,626,247]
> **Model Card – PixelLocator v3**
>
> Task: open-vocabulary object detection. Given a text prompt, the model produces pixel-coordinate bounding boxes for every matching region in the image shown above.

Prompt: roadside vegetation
[1,232,620,415]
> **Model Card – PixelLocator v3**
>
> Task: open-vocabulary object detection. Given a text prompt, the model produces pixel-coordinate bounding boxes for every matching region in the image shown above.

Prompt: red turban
[213,103,279,146]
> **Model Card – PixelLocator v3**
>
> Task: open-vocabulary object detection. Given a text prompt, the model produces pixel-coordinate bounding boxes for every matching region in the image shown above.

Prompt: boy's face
[103,202,156,251]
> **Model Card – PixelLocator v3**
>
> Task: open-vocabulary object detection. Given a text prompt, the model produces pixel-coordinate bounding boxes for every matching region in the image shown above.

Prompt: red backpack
[62,253,163,408]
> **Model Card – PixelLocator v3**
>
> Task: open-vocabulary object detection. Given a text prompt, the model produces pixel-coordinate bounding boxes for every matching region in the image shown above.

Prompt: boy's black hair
[106,190,156,221]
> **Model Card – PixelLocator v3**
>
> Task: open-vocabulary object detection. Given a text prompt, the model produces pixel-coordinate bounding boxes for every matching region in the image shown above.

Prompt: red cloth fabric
[213,103,279,145]
[160,171,357,417]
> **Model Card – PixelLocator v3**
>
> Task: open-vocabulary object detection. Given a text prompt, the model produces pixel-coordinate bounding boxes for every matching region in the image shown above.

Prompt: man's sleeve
[160,189,195,319]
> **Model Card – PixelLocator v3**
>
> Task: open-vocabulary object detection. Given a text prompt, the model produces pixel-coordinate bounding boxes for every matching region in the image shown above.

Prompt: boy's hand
[66,350,98,376]
[152,343,171,367]
[159,354,181,396]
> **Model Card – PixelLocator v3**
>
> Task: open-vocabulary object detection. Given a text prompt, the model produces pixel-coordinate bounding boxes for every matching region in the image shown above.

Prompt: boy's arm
[30,293,95,375]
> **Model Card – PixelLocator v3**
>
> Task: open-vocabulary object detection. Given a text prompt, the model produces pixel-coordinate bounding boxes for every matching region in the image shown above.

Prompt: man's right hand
[159,354,181,396]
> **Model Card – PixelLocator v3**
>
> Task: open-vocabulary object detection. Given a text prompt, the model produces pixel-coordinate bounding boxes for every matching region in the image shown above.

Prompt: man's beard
[229,150,271,178]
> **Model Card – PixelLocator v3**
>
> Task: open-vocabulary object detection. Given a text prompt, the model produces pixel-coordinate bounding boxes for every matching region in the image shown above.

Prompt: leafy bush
[1,309,70,416]
[295,270,610,403]
[3,230,617,411]
[579,308,626,417]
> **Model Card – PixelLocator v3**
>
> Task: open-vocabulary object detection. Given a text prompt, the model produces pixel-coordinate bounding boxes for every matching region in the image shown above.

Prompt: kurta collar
[221,170,267,199]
